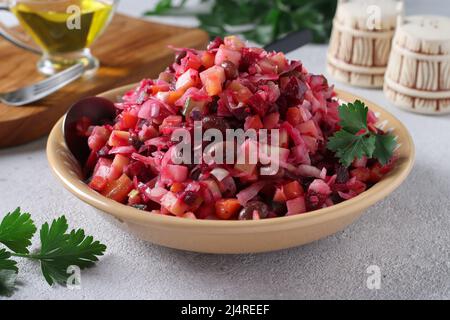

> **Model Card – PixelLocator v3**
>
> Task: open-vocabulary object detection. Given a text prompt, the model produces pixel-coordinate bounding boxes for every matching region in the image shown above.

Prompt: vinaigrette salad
[82,36,396,220]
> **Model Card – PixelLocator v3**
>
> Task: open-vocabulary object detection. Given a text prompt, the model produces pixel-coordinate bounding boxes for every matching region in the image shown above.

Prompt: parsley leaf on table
[0,249,18,297]
[0,208,36,254]
[33,216,107,286]
[0,248,17,272]
[0,270,18,297]
[0,209,107,296]
[327,101,397,167]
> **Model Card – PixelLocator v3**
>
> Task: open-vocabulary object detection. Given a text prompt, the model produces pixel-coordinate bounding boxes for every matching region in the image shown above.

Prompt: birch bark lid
[384,15,450,114]
[335,0,402,31]
[327,0,403,88]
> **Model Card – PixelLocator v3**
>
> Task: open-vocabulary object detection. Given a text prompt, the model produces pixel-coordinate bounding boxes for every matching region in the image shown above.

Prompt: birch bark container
[384,15,450,114]
[327,0,404,88]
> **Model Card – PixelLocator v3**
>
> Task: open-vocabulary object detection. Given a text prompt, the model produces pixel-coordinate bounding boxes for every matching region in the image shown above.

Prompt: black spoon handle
[263,29,313,53]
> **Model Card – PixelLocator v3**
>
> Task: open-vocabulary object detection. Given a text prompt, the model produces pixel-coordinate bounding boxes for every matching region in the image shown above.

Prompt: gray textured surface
[1,0,449,300]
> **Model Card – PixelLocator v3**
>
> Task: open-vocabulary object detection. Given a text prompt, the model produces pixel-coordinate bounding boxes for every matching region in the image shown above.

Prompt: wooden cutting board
[0,14,209,148]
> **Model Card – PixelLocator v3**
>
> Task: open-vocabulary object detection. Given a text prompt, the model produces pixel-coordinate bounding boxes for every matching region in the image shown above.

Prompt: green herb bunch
[0,208,106,297]
[327,101,397,167]
[145,0,338,45]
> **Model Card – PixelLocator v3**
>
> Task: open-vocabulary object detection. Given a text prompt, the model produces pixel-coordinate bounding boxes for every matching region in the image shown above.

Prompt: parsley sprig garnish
[0,208,106,297]
[327,100,397,167]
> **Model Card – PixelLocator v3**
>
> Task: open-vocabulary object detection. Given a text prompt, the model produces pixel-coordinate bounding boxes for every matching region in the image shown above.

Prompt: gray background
[0,0,449,299]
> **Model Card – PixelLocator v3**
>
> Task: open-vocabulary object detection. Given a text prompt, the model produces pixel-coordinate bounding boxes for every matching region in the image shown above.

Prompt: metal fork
[0,63,85,106]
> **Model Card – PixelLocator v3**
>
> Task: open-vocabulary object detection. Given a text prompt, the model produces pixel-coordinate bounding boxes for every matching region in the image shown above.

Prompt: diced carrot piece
[283,181,304,200]
[170,182,184,193]
[151,85,169,95]
[102,174,133,203]
[120,111,138,130]
[286,107,301,126]
[201,51,215,69]
[89,176,107,192]
[200,66,226,96]
[108,130,130,147]
[273,187,287,202]
[161,191,189,216]
[215,199,242,220]
[167,90,184,105]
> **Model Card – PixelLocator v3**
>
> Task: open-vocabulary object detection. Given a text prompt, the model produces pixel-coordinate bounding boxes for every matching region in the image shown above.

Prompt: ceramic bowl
[47,85,415,254]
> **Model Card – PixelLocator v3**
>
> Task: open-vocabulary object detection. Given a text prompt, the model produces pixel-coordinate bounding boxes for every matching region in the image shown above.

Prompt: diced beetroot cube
[179,51,202,74]
[351,167,371,182]
[301,135,318,154]
[269,52,288,72]
[369,163,384,183]
[291,144,311,165]
[160,115,182,135]
[138,124,158,141]
[247,92,268,117]
[196,204,215,219]
[297,120,320,138]
[286,197,306,215]
[308,179,332,195]
[169,164,189,183]
[207,36,224,50]
[346,178,367,194]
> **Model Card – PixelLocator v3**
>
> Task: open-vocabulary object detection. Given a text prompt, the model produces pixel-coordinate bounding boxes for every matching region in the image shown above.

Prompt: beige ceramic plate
[47,85,415,254]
